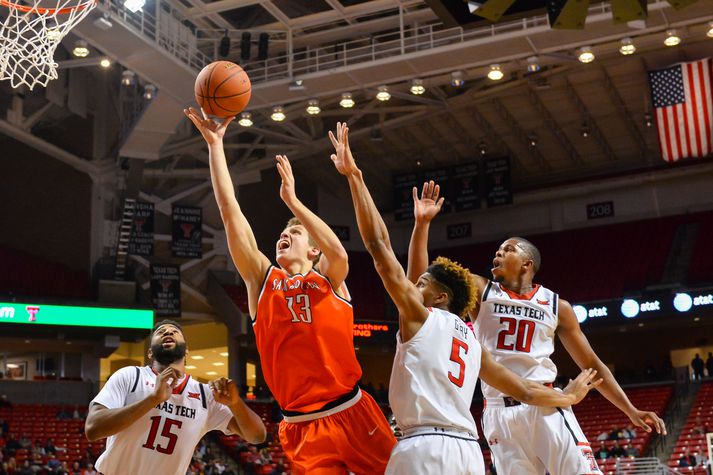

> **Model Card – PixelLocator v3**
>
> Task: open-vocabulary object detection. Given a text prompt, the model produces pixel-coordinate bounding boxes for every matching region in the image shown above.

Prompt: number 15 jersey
[474,281,559,399]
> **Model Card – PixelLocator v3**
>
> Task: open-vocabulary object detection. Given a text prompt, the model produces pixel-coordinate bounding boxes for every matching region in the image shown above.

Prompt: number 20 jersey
[253,266,362,413]
[474,281,559,399]
[389,307,482,434]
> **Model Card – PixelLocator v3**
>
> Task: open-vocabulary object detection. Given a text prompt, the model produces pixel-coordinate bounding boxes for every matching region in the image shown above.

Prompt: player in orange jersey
[184,107,395,475]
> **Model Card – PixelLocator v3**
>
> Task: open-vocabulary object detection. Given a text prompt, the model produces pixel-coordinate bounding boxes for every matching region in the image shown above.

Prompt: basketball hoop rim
[0,0,95,15]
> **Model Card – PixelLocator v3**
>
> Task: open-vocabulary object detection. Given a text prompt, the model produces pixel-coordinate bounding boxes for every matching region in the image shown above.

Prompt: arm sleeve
[203,385,235,434]
[90,366,136,410]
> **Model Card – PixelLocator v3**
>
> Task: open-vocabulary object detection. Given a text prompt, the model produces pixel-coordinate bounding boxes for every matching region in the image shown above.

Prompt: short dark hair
[426,256,478,317]
[512,237,541,274]
[152,319,183,336]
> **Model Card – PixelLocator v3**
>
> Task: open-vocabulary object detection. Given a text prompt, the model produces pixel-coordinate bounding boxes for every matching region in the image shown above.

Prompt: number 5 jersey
[474,281,559,399]
[91,366,235,475]
[389,307,482,435]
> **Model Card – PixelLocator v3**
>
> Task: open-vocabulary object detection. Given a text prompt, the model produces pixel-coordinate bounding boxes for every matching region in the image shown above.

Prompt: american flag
[648,58,713,162]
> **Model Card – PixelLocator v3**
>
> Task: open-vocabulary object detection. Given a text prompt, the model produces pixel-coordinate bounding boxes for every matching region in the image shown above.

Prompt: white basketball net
[0,0,96,90]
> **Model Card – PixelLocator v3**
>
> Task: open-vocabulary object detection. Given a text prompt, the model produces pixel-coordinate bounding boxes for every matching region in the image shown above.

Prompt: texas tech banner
[150,264,181,318]
[171,205,202,258]
[128,201,154,256]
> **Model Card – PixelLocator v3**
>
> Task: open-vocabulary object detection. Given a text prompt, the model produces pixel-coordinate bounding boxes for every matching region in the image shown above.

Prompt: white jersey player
[85,320,266,475]
[407,180,668,475]
[329,128,602,475]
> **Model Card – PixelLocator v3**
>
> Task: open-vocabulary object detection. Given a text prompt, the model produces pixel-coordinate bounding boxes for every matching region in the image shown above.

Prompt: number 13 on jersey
[286,294,312,323]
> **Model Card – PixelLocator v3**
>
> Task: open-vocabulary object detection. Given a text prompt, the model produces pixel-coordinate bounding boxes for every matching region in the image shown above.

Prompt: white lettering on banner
[640,301,661,312]
[0,307,14,318]
[694,294,713,306]
[588,307,608,318]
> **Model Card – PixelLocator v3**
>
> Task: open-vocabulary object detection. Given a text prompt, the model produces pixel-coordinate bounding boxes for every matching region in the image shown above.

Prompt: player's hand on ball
[413,180,445,223]
[627,409,667,435]
[275,155,298,205]
[328,122,359,176]
[210,377,240,407]
[564,368,603,404]
[153,367,179,403]
[183,107,234,145]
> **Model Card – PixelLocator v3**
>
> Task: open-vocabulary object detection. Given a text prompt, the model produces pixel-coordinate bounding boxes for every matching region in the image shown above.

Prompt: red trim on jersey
[501,284,541,300]
[149,367,190,394]
[577,442,592,446]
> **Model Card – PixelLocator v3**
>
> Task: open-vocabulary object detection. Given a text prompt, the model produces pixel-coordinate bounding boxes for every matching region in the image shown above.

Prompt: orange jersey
[254,266,362,413]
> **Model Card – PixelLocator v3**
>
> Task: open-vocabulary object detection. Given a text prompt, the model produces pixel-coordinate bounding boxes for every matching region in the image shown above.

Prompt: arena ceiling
[1,0,712,321]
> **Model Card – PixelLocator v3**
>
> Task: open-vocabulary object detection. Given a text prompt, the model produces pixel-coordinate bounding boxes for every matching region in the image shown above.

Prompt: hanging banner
[484,156,512,207]
[423,167,452,214]
[150,264,181,318]
[172,205,202,258]
[128,201,154,256]
[393,172,420,221]
[452,162,481,212]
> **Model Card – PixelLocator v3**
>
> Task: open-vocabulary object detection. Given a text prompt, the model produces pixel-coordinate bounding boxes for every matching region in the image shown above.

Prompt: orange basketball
[194,61,251,118]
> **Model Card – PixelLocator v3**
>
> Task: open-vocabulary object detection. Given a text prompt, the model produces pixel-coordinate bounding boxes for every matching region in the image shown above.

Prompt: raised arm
[275,154,348,291]
[85,367,178,441]
[329,123,428,341]
[479,349,602,407]
[184,108,271,315]
[557,299,667,435]
[406,181,444,283]
[209,377,266,444]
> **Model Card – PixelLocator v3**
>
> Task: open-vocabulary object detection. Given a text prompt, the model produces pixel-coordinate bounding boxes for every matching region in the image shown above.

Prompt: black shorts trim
[281,385,359,417]
[399,433,478,443]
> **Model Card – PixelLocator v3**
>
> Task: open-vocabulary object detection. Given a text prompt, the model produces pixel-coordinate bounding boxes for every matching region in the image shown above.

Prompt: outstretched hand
[275,154,298,205]
[627,408,667,435]
[183,107,234,145]
[413,180,445,224]
[328,122,359,176]
[209,377,240,407]
[563,368,603,405]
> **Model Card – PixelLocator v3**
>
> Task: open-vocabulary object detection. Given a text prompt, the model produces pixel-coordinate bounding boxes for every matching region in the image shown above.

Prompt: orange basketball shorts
[278,390,396,475]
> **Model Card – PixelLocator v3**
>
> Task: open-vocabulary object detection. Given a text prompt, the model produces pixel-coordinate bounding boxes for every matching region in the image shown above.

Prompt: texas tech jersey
[92,366,234,475]
[475,281,559,399]
[389,307,482,434]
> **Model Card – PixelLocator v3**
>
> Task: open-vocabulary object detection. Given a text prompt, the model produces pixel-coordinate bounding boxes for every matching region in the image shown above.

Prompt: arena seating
[667,382,713,474]
[218,401,291,474]
[0,246,90,300]
[0,403,105,468]
[574,384,673,474]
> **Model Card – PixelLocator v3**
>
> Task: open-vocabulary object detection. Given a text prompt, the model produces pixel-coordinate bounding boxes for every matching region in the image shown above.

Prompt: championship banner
[150,264,181,318]
[393,172,420,221]
[452,162,481,212]
[128,201,154,256]
[484,156,513,207]
[172,205,202,258]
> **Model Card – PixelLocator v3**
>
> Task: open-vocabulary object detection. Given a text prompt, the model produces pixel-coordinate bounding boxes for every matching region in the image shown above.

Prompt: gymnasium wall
[318,162,713,254]
[0,136,91,272]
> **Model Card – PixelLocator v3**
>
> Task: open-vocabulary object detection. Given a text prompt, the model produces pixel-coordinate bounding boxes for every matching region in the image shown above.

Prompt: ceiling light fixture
[185,365,197,370]
[190,355,204,360]
[306,98,321,115]
[289,79,305,91]
[619,37,636,55]
[376,85,391,101]
[644,112,653,128]
[271,106,286,122]
[410,78,425,95]
[664,29,681,47]
[72,40,89,58]
[340,92,355,108]
[219,352,229,357]
[708,21,713,38]
[212,362,224,366]
[206,371,218,376]
[526,56,540,73]
[451,71,465,87]
[478,141,487,156]
[581,123,590,138]
[528,134,538,147]
[487,64,504,81]
[238,112,253,127]
[577,46,595,63]
[121,70,135,86]
[99,58,111,68]
[143,84,156,100]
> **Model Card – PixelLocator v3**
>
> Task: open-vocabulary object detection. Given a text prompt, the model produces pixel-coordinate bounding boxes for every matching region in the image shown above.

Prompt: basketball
[194,61,251,118]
